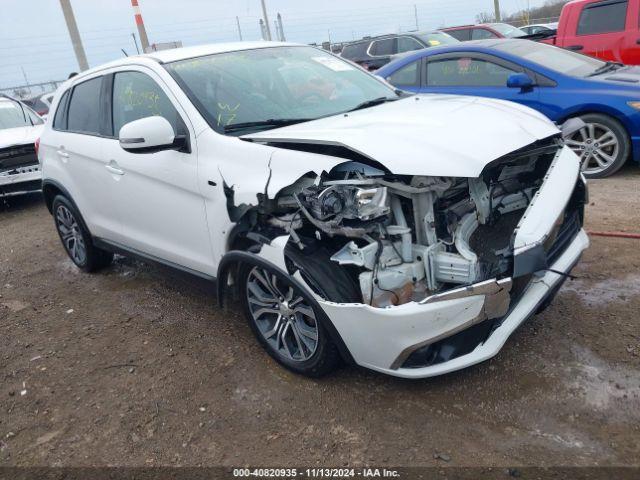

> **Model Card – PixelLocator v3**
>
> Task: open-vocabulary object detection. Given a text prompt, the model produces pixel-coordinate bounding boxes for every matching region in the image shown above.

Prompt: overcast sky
[1,0,549,90]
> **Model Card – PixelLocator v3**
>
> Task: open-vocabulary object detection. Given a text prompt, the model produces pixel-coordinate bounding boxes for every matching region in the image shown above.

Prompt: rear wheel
[52,195,113,272]
[565,113,629,178]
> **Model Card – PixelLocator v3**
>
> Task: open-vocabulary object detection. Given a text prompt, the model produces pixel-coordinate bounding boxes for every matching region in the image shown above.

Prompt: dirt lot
[0,167,639,468]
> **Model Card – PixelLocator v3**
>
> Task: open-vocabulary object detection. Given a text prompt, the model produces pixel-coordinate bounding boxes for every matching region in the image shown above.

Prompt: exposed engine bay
[229,138,562,308]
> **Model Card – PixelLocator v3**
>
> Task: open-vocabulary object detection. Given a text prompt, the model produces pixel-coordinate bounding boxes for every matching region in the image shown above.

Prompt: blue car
[376,38,640,177]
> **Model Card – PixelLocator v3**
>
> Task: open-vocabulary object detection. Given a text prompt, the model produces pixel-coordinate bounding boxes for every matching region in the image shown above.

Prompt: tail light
[34,137,40,157]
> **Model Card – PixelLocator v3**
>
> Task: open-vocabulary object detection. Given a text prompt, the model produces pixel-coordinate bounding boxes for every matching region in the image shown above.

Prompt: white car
[39,42,589,379]
[521,23,558,35]
[0,95,44,197]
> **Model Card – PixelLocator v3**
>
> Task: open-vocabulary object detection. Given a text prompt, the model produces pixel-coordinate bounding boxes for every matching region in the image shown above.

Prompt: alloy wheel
[245,267,319,362]
[565,122,619,176]
[55,204,87,265]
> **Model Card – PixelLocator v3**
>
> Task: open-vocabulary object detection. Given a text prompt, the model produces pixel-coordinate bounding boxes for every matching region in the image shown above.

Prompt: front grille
[0,144,38,173]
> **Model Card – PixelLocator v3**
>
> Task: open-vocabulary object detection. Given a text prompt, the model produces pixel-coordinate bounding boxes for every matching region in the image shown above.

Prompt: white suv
[39,42,589,378]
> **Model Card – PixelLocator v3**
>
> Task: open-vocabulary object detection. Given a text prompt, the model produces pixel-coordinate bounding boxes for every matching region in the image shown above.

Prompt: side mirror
[507,73,534,90]
[119,116,176,153]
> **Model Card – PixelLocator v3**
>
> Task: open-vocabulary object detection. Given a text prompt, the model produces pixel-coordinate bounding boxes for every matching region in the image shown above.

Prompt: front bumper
[317,228,588,378]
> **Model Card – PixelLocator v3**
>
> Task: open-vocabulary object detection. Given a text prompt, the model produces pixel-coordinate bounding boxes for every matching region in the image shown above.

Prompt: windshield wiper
[224,118,312,133]
[347,96,397,112]
[587,61,623,77]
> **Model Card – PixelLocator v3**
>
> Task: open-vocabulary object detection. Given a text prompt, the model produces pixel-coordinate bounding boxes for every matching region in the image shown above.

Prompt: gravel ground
[0,166,639,468]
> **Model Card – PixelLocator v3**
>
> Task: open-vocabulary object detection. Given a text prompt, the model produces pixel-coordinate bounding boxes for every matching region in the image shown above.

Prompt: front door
[102,68,215,276]
[422,54,540,110]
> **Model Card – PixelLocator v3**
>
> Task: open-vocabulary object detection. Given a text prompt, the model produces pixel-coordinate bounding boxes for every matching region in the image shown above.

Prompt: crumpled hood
[244,94,559,177]
[0,125,42,149]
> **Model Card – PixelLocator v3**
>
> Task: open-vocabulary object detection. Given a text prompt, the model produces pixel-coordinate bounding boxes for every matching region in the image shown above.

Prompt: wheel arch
[43,179,94,239]
[216,250,356,365]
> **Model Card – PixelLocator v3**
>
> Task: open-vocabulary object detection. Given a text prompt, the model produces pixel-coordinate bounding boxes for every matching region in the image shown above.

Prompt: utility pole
[236,16,243,41]
[131,32,140,54]
[59,0,89,71]
[414,5,419,31]
[130,0,150,52]
[276,13,285,41]
[493,0,501,22]
[260,0,272,41]
[259,19,268,40]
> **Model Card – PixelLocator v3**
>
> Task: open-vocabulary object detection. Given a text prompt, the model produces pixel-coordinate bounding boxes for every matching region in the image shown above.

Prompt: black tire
[52,195,113,272]
[238,264,341,377]
[567,113,630,179]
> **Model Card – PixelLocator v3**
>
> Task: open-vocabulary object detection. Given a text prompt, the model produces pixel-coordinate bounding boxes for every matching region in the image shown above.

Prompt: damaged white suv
[39,42,589,378]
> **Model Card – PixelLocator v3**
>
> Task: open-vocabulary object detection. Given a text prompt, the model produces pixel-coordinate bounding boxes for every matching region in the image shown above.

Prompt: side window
[67,77,103,135]
[397,37,423,53]
[427,57,517,87]
[112,71,181,136]
[577,0,628,35]
[446,29,471,41]
[387,61,421,87]
[472,28,497,40]
[52,90,70,130]
[341,42,368,60]
[370,38,395,56]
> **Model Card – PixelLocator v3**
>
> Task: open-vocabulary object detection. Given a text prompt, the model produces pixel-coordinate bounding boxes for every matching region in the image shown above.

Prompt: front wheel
[239,263,341,377]
[565,113,630,178]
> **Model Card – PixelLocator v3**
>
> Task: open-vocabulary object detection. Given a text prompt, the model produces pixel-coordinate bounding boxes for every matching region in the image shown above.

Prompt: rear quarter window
[446,29,472,41]
[53,90,70,130]
[341,42,369,60]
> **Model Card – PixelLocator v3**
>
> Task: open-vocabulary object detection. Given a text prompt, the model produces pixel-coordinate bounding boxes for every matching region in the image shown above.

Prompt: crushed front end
[229,136,588,378]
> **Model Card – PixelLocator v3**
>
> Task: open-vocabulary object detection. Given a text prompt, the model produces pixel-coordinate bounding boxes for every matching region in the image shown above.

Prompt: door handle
[105,164,124,176]
[56,149,69,158]
[567,45,583,51]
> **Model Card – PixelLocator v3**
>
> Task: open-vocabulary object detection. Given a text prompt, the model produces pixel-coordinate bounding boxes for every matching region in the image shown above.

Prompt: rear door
[421,53,540,109]
[621,0,640,64]
[561,0,629,62]
[44,75,122,240]
[101,67,214,276]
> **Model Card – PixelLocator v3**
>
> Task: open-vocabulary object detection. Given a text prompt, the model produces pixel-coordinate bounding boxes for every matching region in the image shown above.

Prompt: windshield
[165,46,397,135]
[0,100,42,130]
[489,23,527,38]
[416,31,459,47]
[494,40,606,77]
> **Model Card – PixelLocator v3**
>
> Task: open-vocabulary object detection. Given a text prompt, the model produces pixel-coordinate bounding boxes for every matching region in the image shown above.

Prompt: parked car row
[339,31,459,70]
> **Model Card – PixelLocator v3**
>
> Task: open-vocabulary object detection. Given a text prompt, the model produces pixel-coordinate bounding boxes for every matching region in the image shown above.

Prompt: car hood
[597,66,640,85]
[243,95,559,177]
[0,125,42,149]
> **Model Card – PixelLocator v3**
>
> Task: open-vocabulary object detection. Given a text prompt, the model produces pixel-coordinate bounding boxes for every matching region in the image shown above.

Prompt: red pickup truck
[544,0,640,64]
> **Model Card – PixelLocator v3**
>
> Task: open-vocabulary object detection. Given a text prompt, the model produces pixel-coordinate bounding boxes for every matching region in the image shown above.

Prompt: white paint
[39,42,589,379]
